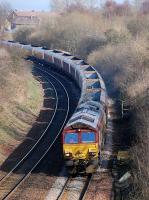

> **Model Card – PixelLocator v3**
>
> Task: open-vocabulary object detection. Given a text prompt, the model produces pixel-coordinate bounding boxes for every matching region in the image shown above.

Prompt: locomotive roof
[65,101,104,130]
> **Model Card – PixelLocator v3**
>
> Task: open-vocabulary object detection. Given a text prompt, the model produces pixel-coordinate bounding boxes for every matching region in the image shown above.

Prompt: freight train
[0,40,108,174]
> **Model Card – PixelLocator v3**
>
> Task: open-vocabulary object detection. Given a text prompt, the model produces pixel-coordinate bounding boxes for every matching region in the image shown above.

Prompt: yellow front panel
[63,143,98,160]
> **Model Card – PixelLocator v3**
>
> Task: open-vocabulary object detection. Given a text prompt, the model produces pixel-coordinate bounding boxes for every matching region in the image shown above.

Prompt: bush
[127,16,149,37]
[13,27,34,44]
[88,38,149,84]
[105,28,131,44]
[77,35,106,59]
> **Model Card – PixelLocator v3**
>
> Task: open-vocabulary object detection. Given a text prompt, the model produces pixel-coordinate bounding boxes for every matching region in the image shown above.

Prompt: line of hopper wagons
[0,40,108,174]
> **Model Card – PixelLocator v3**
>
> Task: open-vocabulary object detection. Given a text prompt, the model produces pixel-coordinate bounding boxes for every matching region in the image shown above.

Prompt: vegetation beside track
[88,38,149,200]
[0,47,43,166]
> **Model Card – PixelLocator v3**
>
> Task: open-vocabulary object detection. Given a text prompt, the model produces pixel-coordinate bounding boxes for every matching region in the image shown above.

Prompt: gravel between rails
[57,176,91,200]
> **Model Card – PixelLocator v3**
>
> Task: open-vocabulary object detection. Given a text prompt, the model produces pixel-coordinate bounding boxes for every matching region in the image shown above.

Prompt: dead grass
[0,47,43,165]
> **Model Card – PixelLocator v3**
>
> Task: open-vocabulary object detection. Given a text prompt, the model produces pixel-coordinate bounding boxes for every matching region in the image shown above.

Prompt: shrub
[13,27,34,44]
[127,16,149,37]
[77,35,106,59]
[105,28,131,44]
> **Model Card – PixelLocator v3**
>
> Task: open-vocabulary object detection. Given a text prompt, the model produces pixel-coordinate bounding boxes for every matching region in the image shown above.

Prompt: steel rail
[56,175,92,200]
[0,67,70,200]
[56,178,70,200]
[0,71,58,184]
[79,175,92,200]
[81,175,92,200]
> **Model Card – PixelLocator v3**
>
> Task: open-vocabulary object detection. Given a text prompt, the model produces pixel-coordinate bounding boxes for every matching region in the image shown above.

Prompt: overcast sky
[0,0,127,11]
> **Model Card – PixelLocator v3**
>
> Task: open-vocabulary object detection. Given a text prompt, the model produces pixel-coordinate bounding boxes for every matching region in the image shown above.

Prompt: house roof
[13,17,39,25]
[14,11,59,18]
[8,10,60,26]
[9,10,60,20]
[15,11,41,17]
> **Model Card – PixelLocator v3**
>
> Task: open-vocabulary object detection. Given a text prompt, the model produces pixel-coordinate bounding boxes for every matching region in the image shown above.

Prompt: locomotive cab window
[81,132,95,143]
[65,133,78,144]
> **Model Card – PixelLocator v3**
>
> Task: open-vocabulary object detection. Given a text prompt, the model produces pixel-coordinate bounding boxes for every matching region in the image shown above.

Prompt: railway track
[45,173,91,200]
[0,72,58,183]
[57,175,91,200]
[83,170,114,200]
[0,67,70,200]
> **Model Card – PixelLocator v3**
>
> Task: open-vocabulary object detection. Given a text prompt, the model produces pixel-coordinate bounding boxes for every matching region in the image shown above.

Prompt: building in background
[5,10,60,31]
[8,10,41,29]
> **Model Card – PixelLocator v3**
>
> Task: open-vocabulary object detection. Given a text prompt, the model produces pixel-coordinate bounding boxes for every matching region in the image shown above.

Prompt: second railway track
[0,66,71,200]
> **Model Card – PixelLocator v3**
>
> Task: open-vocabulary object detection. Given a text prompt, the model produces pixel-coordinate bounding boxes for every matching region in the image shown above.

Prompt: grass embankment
[0,47,43,165]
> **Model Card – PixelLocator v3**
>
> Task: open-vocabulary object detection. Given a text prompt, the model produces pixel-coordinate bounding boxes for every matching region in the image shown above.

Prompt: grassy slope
[0,47,43,165]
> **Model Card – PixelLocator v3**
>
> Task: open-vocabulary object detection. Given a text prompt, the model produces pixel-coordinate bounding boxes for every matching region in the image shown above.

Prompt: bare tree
[140,0,149,14]
[49,0,100,11]
[50,0,71,11]
[0,1,10,32]
[85,0,101,8]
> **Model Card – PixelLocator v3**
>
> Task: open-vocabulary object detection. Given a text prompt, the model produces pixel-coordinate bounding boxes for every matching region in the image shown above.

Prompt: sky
[0,0,127,11]
[0,0,50,11]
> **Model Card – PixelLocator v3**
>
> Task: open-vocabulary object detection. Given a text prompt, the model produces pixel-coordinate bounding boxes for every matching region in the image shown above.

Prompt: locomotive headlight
[65,152,72,158]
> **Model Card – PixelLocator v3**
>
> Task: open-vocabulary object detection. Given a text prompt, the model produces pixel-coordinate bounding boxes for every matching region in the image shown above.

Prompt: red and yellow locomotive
[63,101,107,174]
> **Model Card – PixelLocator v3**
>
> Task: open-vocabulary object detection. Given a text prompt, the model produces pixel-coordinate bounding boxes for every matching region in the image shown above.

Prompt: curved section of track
[0,72,58,183]
[0,67,70,200]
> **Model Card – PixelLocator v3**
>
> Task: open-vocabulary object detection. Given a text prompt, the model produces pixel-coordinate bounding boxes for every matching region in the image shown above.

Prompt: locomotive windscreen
[81,132,95,143]
[64,132,96,144]
[65,133,78,144]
